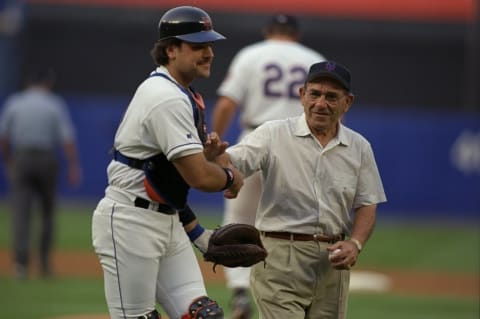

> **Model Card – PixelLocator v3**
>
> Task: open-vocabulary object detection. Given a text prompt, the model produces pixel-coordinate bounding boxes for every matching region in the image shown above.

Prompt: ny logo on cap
[201,17,212,30]
[325,62,336,71]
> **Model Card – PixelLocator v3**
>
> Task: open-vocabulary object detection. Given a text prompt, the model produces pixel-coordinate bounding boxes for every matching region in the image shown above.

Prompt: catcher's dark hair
[150,38,182,66]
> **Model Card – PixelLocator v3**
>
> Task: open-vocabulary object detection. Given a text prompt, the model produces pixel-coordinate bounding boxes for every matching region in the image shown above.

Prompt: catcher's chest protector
[143,72,208,209]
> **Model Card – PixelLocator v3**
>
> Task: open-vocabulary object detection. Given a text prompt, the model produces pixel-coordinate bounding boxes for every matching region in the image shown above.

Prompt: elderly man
[222,60,387,319]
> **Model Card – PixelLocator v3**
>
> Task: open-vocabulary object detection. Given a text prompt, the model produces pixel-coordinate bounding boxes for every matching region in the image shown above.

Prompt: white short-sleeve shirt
[227,114,387,236]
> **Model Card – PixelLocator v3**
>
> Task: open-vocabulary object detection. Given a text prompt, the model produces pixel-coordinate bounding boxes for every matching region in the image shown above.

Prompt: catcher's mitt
[203,223,267,272]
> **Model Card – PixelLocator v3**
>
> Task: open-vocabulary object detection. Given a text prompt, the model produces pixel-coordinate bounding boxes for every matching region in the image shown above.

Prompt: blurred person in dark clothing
[0,0,24,97]
[0,68,81,279]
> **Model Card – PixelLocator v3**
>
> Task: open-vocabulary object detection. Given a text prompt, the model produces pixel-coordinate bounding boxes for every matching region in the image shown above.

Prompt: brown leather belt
[262,231,344,243]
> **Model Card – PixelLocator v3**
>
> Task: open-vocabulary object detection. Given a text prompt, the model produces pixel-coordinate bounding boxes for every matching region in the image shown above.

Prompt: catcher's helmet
[158,6,226,43]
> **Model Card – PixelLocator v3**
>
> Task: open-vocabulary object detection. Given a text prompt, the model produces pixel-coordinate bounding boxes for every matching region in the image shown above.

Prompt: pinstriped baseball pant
[92,197,207,319]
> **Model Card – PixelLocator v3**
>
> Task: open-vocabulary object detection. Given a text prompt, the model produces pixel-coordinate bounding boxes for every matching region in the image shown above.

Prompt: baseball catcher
[193,223,268,272]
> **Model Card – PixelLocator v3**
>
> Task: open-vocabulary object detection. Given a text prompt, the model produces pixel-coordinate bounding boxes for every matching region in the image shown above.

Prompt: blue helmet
[158,6,226,43]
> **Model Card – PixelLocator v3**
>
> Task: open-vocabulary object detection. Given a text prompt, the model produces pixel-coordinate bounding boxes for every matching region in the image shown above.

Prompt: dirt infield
[1,249,478,297]
[0,249,478,319]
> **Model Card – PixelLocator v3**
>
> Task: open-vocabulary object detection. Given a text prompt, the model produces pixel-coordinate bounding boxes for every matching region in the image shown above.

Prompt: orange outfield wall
[26,0,476,22]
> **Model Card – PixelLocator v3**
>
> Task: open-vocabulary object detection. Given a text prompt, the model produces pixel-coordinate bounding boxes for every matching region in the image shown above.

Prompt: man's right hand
[204,132,229,161]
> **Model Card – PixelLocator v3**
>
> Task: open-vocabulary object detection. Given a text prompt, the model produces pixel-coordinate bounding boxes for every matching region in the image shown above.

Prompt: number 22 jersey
[217,39,325,130]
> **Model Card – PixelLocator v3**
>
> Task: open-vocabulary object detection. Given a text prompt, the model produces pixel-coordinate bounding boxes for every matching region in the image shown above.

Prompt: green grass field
[0,202,478,319]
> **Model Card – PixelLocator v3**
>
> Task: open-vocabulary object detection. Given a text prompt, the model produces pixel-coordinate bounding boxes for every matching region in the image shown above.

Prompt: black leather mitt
[203,223,268,272]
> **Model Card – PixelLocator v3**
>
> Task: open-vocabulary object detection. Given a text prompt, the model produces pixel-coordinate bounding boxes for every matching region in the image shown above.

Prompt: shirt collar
[154,66,193,90]
[337,123,350,146]
[294,114,311,137]
[294,113,350,146]
[154,66,172,78]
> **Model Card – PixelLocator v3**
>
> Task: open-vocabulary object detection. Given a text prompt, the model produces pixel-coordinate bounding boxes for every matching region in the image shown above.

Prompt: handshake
[203,132,244,199]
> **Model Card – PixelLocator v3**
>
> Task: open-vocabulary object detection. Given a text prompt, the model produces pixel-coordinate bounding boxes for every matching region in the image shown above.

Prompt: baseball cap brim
[307,71,350,91]
[175,30,226,43]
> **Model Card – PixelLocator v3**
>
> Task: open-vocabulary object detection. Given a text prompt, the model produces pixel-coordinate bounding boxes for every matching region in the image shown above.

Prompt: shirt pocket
[328,173,358,210]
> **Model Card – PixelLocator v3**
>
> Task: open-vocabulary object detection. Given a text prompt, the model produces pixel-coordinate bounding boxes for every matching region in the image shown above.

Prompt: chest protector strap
[115,72,207,209]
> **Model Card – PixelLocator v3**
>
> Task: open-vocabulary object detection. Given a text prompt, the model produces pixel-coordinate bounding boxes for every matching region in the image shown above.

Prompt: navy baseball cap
[267,13,298,30]
[306,61,351,91]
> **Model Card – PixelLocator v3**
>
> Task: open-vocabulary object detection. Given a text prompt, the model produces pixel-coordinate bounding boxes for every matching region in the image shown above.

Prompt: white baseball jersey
[92,66,207,319]
[217,39,326,130]
[108,66,204,201]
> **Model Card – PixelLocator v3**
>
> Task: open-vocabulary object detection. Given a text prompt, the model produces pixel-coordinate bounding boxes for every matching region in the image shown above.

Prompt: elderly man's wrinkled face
[299,78,353,134]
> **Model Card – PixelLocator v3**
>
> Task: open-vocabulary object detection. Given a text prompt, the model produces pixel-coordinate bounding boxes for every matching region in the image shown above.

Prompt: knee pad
[181,296,224,319]
[138,309,160,319]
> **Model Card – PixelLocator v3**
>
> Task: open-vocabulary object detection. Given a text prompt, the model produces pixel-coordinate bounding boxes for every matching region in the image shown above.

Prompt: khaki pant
[251,234,350,319]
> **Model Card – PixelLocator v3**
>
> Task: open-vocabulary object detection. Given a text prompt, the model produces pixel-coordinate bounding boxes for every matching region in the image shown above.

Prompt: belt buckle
[313,233,319,241]
[149,201,159,211]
